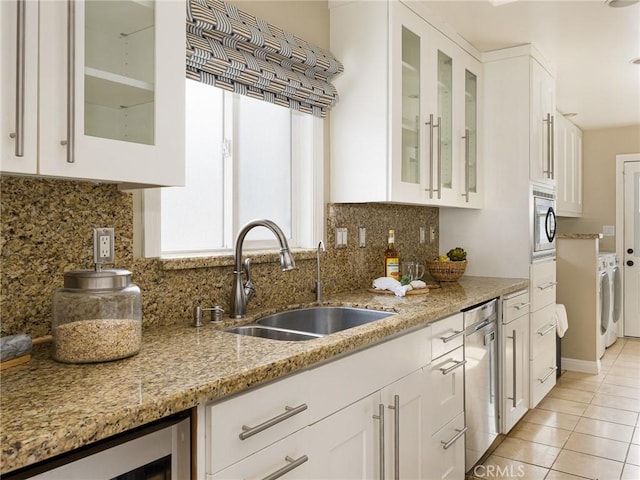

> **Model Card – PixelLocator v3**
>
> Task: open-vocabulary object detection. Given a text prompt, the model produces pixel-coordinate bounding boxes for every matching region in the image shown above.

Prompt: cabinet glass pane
[401,27,420,185]
[438,51,452,189]
[465,69,477,193]
[84,1,155,145]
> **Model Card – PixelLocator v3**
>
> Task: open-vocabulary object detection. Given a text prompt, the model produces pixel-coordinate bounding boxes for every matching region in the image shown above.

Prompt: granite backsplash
[1,176,438,337]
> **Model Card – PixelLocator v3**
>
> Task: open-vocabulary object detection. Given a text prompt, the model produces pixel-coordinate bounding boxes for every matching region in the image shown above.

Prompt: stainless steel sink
[224,325,323,342]
[256,306,395,335]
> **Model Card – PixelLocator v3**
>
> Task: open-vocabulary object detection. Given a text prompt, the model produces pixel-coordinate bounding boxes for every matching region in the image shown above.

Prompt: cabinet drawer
[502,290,530,323]
[431,313,464,360]
[206,371,310,474]
[531,260,557,311]
[531,303,556,358]
[208,427,310,480]
[530,343,557,407]
[427,345,464,434]
[428,412,466,480]
[307,325,430,423]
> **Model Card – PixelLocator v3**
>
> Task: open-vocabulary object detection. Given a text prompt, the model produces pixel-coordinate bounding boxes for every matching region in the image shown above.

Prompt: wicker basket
[426,260,467,282]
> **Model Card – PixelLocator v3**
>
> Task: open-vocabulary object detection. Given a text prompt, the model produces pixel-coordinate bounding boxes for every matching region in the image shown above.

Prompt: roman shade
[186,0,344,117]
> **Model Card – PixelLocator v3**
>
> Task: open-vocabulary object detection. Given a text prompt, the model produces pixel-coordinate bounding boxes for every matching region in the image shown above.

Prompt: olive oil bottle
[384,229,400,280]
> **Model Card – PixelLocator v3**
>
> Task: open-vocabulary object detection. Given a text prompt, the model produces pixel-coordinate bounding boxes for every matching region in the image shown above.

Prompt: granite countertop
[557,233,604,240]
[0,276,528,474]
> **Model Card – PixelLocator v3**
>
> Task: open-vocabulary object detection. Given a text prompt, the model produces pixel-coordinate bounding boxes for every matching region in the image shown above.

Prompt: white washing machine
[605,254,622,347]
[597,254,613,359]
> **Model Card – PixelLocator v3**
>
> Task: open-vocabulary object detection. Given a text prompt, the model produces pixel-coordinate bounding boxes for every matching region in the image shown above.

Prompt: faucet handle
[243,258,255,301]
[193,305,225,327]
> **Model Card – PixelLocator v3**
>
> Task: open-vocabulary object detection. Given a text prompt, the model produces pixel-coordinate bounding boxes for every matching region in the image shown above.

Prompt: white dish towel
[555,303,569,338]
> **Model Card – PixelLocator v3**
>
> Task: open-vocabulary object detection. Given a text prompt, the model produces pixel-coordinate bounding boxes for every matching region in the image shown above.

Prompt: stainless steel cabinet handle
[538,366,558,384]
[60,0,75,163]
[514,302,530,310]
[440,358,467,375]
[537,324,555,337]
[550,114,555,179]
[388,395,400,480]
[441,426,468,450]
[239,404,307,440]
[262,455,309,480]
[425,115,435,199]
[435,116,442,199]
[537,281,557,291]
[10,0,26,157]
[440,330,464,343]
[507,330,517,408]
[373,403,385,480]
[461,128,470,202]
[543,113,553,179]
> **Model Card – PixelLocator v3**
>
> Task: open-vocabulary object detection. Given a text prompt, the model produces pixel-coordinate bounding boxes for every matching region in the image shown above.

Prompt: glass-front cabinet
[1,0,185,186]
[329,0,482,208]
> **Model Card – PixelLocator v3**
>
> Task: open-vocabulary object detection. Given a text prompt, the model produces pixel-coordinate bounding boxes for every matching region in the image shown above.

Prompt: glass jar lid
[63,269,132,290]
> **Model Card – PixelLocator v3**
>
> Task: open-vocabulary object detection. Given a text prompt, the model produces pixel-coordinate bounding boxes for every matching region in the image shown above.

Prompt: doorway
[616,154,640,338]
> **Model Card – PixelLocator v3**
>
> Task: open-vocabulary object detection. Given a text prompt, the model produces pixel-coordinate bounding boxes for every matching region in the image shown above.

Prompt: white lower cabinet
[427,412,467,480]
[203,317,470,480]
[501,314,530,433]
[209,428,311,480]
[306,393,379,479]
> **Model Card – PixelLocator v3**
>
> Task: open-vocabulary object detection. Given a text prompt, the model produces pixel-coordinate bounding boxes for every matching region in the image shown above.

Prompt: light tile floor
[468,338,640,480]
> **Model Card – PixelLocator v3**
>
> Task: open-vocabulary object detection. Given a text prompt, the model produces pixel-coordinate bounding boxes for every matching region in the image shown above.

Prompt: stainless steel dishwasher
[463,298,499,472]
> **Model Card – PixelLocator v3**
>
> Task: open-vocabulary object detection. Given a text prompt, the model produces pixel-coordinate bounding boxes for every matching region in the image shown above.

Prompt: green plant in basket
[446,247,467,262]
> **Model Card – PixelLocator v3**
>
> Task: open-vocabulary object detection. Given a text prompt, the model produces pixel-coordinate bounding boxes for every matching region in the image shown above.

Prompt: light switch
[603,225,615,237]
[359,227,366,247]
[335,227,348,248]
[419,226,426,244]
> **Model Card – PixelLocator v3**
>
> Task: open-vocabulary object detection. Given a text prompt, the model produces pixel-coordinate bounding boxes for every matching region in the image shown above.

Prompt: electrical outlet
[429,225,436,244]
[335,227,348,248]
[93,228,115,266]
[358,227,366,247]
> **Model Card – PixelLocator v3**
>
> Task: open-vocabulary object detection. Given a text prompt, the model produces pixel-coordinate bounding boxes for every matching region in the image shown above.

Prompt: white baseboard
[561,357,601,374]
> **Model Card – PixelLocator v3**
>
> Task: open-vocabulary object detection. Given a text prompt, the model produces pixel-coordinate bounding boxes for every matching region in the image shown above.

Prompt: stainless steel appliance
[463,298,499,472]
[531,183,557,261]
[7,412,191,480]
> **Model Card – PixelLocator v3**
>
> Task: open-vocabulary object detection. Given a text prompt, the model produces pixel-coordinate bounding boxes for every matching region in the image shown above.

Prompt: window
[137,79,324,258]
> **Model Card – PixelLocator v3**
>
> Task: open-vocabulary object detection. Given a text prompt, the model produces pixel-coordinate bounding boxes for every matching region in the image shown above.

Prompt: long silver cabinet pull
[543,113,553,178]
[388,395,400,480]
[514,302,530,310]
[538,366,558,384]
[261,455,309,480]
[537,281,557,291]
[537,324,556,337]
[425,115,435,199]
[440,330,464,343]
[373,403,385,480]
[550,114,555,179]
[441,426,468,450]
[435,116,442,199]
[239,404,307,440]
[10,0,26,157]
[507,331,517,408]
[61,0,76,163]
[440,358,467,375]
[461,128,470,202]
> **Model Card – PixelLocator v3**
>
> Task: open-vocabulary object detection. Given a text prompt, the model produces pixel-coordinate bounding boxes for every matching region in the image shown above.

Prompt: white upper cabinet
[330,0,482,208]
[530,58,556,185]
[1,0,39,174]
[1,0,185,187]
[555,112,582,217]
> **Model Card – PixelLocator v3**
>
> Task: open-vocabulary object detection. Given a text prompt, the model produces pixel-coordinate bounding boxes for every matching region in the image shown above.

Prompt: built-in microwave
[5,411,191,480]
[531,183,557,262]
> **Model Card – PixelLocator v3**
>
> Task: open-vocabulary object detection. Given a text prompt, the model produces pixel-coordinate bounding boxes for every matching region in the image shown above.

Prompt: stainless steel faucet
[313,241,325,302]
[230,219,296,318]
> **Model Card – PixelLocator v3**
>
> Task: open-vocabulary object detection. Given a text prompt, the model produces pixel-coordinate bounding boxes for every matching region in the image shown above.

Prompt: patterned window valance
[186,0,344,117]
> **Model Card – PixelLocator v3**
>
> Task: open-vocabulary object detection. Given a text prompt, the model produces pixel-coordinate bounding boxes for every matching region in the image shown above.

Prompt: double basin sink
[225,306,396,341]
